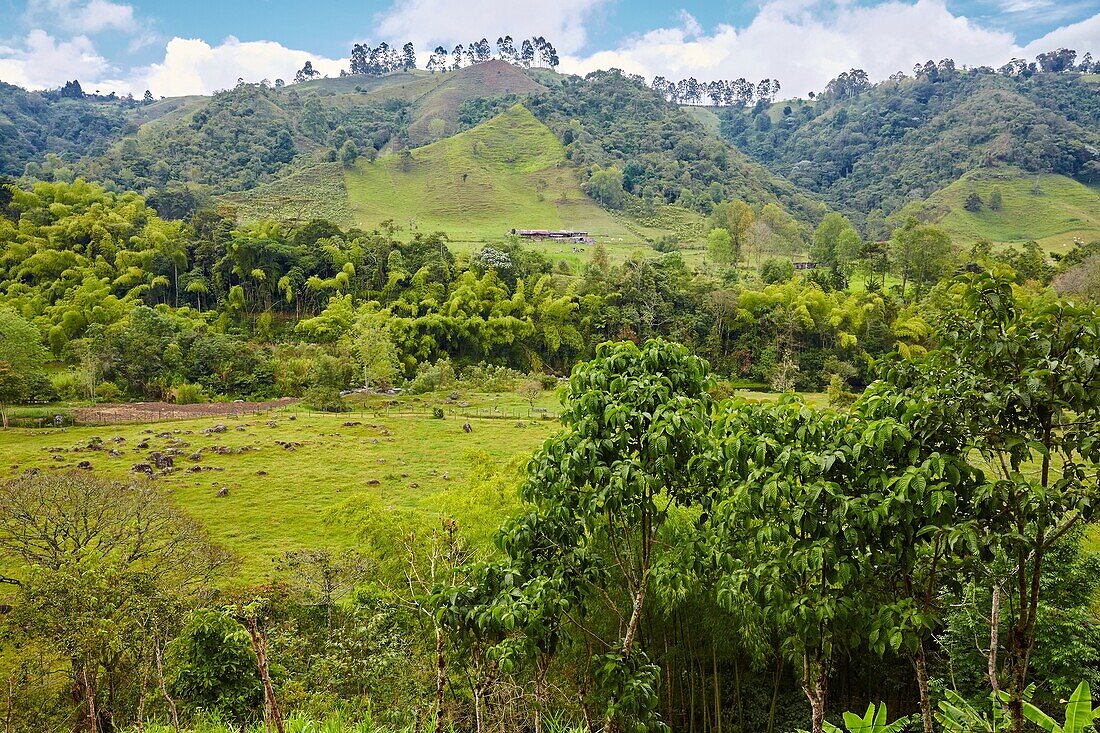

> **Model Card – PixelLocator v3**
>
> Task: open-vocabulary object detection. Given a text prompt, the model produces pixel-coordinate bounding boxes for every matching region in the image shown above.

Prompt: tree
[451,44,464,70]
[989,187,1003,211]
[59,79,84,98]
[142,89,154,105]
[355,320,400,389]
[294,61,320,83]
[896,273,1100,733]
[428,46,447,73]
[167,609,263,725]
[965,191,983,212]
[586,166,625,208]
[891,219,954,298]
[448,339,713,731]
[497,35,516,62]
[520,39,535,68]
[0,307,48,428]
[0,472,229,729]
[812,212,859,272]
[339,139,359,168]
[711,396,876,733]
[707,227,736,266]
[711,200,754,263]
[401,42,417,70]
[516,378,542,409]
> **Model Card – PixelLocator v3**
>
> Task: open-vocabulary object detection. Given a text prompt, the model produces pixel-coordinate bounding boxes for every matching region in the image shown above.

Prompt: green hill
[900,168,1100,253]
[230,104,683,257]
[719,69,1100,233]
[344,104,651,247]
[225,162,355,226]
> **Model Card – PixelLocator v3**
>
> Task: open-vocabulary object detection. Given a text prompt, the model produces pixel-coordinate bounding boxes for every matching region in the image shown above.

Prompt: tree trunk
[82,666,99,733]
[712,639,722,733]
[914,637,933,733]
[802,652,828,733]
[153,641,180,731]
[767,653,782,733]
[622,585,647,654]
[246,621,285,733]
[473,680,485,733]
[433,626,446,733]
[534,654,550,733]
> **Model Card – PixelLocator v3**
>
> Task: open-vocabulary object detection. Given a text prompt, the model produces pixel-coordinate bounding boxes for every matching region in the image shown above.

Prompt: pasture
[0,390,563,583]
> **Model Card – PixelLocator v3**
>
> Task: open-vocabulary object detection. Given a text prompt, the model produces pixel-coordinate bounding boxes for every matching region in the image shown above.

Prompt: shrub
[304,386,348,412]
[432,407,445,419]
[170,382,208,404]
[51,370,87,401]
[95,381,121,403]
[760,257,795,283]
[459,363,523,392]
[407,359,457,394]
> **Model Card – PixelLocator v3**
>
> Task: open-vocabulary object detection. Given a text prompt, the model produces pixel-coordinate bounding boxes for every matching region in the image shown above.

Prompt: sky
[0,0,1097,98]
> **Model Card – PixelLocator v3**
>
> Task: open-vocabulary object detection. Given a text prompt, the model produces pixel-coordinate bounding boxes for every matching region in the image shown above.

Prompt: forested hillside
[718,66,1100,234]
[0,63,823,238]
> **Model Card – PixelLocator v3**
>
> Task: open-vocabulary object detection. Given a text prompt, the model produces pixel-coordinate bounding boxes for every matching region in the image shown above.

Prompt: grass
[0,390,561,584]
[903,167,1100,254]
[228,163,355,226]
[343,104,664,262]
[0,385,825,585]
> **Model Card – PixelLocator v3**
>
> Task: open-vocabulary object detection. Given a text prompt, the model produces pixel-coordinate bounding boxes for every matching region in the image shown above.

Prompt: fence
[21,401,561,427]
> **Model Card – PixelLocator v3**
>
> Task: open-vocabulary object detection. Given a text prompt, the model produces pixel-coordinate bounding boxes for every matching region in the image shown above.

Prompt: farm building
[512,229,594,244]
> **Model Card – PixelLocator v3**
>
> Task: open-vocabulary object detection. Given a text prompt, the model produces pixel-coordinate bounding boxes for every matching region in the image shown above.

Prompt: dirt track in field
[74,398,297,424]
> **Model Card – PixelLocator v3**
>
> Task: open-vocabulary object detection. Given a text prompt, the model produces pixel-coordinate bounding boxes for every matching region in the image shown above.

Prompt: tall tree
[401,42,417,70]
[0,307,48,428]
[892,273,1100,733]
[520,39,535,68]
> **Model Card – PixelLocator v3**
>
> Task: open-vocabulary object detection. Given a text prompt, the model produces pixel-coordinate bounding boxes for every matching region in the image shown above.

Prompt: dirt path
[74,398,297,424]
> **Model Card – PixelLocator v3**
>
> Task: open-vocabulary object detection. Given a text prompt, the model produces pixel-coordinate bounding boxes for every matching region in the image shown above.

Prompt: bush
[459,363,523,392]
[51,370,87,401]
[432,407,445,419]
[760,257,795,283]
[95,381,121,403]
[170,382,208,404]
[827,373,857,407]
[304,386,348,412]
[407,359,457,394]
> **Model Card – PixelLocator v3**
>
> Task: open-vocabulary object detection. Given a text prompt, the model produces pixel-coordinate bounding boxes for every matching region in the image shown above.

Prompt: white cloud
[1,0,1097,99]
[25,0,138,35]
[559,0,1098,97]
[374,0,607,53]
[1022,13,1100,57]
[132,37,346,97]
[0,30,112,90]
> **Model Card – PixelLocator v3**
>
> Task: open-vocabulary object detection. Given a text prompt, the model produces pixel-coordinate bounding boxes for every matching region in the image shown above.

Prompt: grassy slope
[407,60,545,144]
[344,104,664,256]
[0,390,562,583]
[226,162,355,226]
[902,167,1100,253]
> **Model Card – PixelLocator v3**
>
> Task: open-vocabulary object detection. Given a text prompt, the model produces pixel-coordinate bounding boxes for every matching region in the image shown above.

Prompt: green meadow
[0,391,563,584]
[906,167,1100,253]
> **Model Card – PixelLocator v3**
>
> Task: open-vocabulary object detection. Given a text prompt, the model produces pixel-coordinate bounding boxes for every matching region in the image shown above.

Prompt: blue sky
[1,0,1097,96]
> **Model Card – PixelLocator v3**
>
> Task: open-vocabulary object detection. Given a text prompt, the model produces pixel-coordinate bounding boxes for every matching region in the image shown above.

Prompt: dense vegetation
[718,65,1100,233]
[1,276,1098,733]
[2,43,1100,733]
[0,80,129,176]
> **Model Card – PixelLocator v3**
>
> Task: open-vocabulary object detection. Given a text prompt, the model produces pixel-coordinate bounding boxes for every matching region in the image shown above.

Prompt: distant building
[793,261,819,270]
[512,229,594,244]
